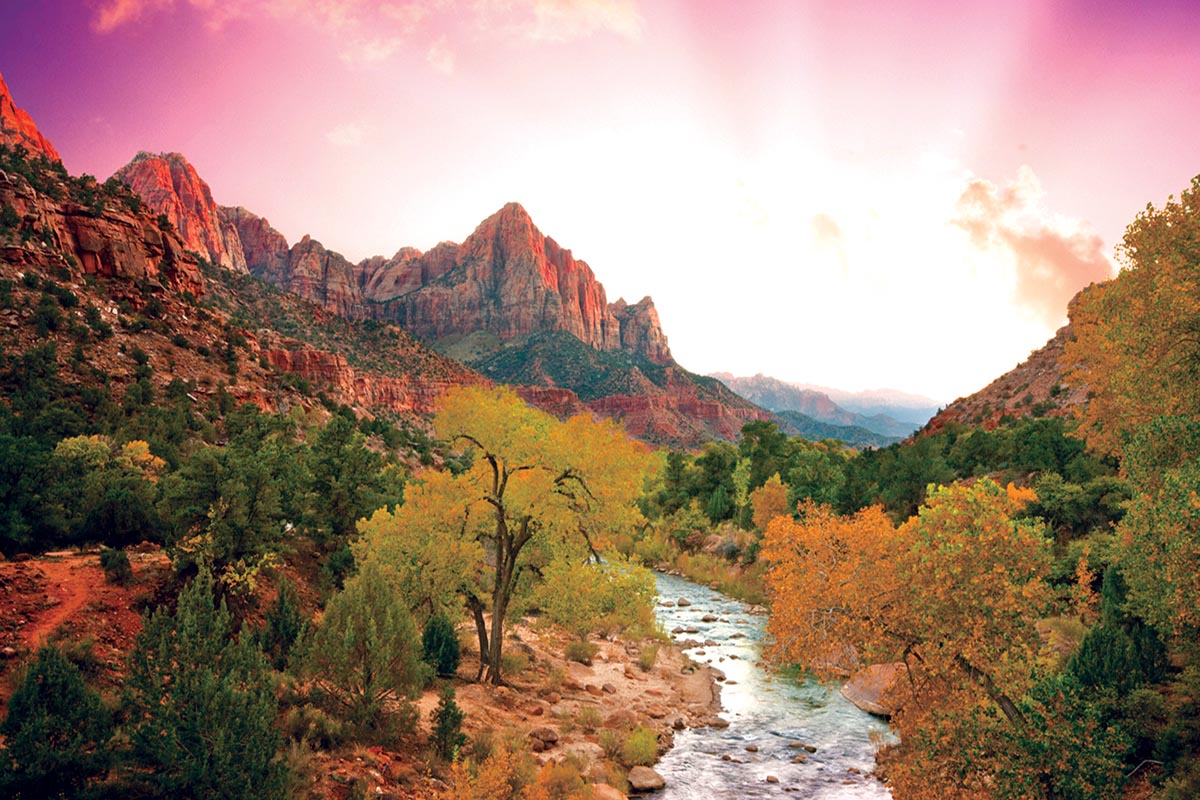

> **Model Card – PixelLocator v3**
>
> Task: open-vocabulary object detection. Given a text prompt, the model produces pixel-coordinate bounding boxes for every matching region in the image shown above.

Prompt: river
[652,572,893,798]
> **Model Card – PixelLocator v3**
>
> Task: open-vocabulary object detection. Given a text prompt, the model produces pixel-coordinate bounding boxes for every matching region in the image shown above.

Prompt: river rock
[676,597,691,607]
[627,766,666,791]
[841,662,908,717]
[593,784,627,800]
[701,614,718,622]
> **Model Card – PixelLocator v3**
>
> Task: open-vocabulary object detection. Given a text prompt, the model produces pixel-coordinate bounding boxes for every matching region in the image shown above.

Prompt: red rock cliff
[362,203,672,364]
[0,72,61,163]
[0,167,203,298]
[263,343,483,416]
[221,206,290,284]
[114,153,247,272]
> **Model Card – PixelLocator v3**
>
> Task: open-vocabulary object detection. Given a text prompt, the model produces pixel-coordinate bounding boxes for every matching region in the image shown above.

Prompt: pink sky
[4,0,1200,400]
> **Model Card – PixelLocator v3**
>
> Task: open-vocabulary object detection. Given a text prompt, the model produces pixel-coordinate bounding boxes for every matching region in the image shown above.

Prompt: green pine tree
[123,567,285,799]
[430,685,467,760]
[422,613,461,678]
[0,645,113,799]
[301,561,429,740]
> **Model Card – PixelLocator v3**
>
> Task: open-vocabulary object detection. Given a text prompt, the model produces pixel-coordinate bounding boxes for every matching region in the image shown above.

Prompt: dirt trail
[17,551,106,649]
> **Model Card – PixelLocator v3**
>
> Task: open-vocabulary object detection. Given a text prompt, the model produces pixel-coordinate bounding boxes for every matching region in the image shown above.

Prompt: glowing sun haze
[5,0,1199,401]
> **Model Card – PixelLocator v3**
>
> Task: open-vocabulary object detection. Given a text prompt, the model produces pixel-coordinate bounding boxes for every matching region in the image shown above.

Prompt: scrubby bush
[576,704,602,733]
[598,727,625,761]
[622,726,659,767]
[99,546,132,584]
[281,704,347,751]
[564,639,598,665]
[301,561,428,743]
[638,644,659,672]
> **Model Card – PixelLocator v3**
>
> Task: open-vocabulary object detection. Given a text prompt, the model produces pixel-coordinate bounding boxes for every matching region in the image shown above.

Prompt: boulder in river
[676,597,691,607]
[628,765,666,791]
[841,662,909,717]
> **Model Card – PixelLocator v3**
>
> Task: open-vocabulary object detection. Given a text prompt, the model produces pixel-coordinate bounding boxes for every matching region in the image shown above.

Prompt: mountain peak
[0,71,61,163]
[114,152,248,272]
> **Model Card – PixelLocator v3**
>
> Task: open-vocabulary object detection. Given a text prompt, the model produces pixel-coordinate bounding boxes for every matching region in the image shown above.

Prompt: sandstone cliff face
[109,151,760,444]
[611,297,671,365]
[588,369,771,447]
[921,303,1088,435]
[114,153,247,272]
[285,235,370,319]
[0,169,203,299]
[220,206,289,284]
[0,72,61,163]
[359,242,458,300]
[114,164,677,367]
[366,203,673,365]
[263,344,481,416]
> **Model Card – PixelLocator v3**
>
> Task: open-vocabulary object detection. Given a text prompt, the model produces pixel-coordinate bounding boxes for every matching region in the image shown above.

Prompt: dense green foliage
[259,578,306,671]
[301,561,429,741]
[0,646,113,799]
[422,613,462,678]
[430,685,467,760]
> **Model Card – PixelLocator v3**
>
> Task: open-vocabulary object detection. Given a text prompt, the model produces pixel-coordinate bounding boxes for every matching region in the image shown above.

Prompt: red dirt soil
[0,548,170,705]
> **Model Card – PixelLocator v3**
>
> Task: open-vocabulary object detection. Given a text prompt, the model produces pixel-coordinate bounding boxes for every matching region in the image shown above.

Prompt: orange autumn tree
[763,479,1058,796]
[1063,175,1200,458]
[359,386,651,685]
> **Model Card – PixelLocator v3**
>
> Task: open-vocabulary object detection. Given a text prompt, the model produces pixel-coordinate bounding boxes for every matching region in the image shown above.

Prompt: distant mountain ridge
[711,372,936,440]
[112,150,770,447]
[795,384,942,426]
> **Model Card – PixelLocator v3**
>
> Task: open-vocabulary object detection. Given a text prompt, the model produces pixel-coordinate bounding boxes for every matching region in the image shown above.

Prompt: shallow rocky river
[653,572,893,798]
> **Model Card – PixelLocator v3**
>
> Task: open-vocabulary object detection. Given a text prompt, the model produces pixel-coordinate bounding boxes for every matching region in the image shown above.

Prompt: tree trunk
[956,654,1026,727]
[486,584,509,685]
[467,594,489,682]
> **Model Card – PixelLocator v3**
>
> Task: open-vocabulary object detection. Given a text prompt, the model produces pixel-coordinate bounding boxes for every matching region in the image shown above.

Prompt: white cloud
[91,0,644,63]
[953,165,1114,327]
[90,0,173,33]
[527,0,643,41]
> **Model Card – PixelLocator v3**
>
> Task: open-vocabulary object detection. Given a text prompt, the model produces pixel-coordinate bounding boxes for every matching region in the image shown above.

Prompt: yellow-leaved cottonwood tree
[357,386,651,684]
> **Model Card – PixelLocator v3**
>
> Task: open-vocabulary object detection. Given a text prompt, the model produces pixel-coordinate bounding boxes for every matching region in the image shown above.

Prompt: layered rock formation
[109,155,676,368]
[380,204,617,346]
[0,161,202,299]
[0,78,484,431]
[109,151,780,446]
[221,206,289,283]
[0,72,60,162]
[284,235,369,319]
[263,344,477,416]
[114,152,247,272]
